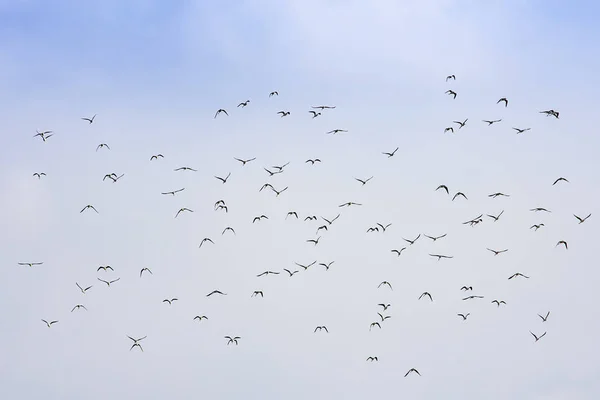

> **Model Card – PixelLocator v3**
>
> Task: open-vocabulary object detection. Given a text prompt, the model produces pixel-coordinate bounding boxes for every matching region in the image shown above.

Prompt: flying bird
[556,240,568,250]
[429,254,453,261]
[508,272,530,280]
[403,234,421,245]
[194,315,208,321]
[269,91,278,97]
[33,172,46,179]
[251,291,264,297]
[483,119,502,125]
[446,74,456,81]
[225,336,241,345]
[253,215,269,223]
[574,213,592,224]
[96,143,110,151]
[513,127,531,134]
[161,188,185,196]
[214,172,231,184]
[457,313,470,320]
[234,157,256,165]
[237,100,250,107]
[76,282,93,294]
[140,268,152,277]
[378,281,393,290]
[319,261,334,270]
[492,300,506,307]
[295,260,317,270]
[530,207,551,213]
[538,312,550,322]
[424,234,446,241]
[404,368,421,377]
[326,129,347,134]
[277,111,290,117]
[355,176,373,186]
[71,304,87,312]
[382,147,399,158]
[452,192,468,201]
[222,227,236,235]
[175,166,197,172]
[214,109,228,118]
[445,90,457,99]
[366,356,378,362]
[453,119,468,129]
[308,111,321,118]
[150,154,164,161]
[497,98,508,107]
[391,248,406,256]
[312,105,336,110]
[487,210,504,222]
[436,185,449,194]
[378,304,391,311]
[98,278,120,287]
[444,127,454,133]
[18,262,43,267]
[305,158,321,165]
[206,290,226,297]
[283,268,299,277]
[488,192,510,198]
[199,238,215,248]
[162,298,178,305]
[41,319,58,328]
[81,114,96,124]
[418,292,433,301]
[530,331,547,342]
[487,248,508,256]
[339,201,362,207]
[97,265,113,272]
[552,177,569,185]
[80,205,99,214]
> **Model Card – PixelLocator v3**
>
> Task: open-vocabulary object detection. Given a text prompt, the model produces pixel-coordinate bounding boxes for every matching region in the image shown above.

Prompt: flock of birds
[23,75,592,378]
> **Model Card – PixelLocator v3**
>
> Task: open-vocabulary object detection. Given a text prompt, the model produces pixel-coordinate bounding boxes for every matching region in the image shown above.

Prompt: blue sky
[1,1,599,399]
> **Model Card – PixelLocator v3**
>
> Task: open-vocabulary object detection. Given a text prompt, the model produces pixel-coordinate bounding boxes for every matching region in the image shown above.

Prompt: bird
[326,129,347,134]
[367,227,380,233]
[488,192,510,198]
[161,188,185,196]
[530,207,551,213]
[322,214,341,225]
[251,291,264,297]
[574,213,592,224]
[199,238,215,248]
[312,105,336,110]
[463,295,484,301]
[222,227,236,235]
[463,214,483,226]
[140,268,152,277]
[286,211,299,219]
[377,312,391,322]
[487,210,505,222]
[308,111,321,118]
[556,240,568,250]
[96,143,110,151]
[436,184,450,194]
[305,158,321,165]
[483,119,502,125]
[214,109,228,118]
[306,237,321,246]
[234,157,256,165]
[314,326,329,333]
[277,111,290,117]
[271,186,288,197]
[369,322,382,331]
[76,282,93,294]
[81,114,96,124]
[377,223,392,232]
[444,127,454,133]
[206,290,227,297]
[339,201,362,207]
[404,368,421,377]
[252,215,269,223]
[105,173,125,184]
[355,176,373,185]
[366,357,378,362]
[492,300,506,307]
[34,130,53,141]
[453,118,468,129]
[530,331,547,342]
[538,312,550,322]
[225,336,241,345]
[271,162,290,171]
[257,271,280,277]
[98,278,120,287]
[80,205,99,214]
[150,154,164,161]
[319,261,334,270]
[497,98,508,107]
[530,224,545,231]
[162,298,178,305]
[32,172,46,179]
[175,166,197,172]
[445,90,457,99]
[429,254,453,261]
[457,313,470,320]
[424,234,447,241]
[513,127,531,134]
[18,262,43,267]
[71,304,87,312]
[41,319,58,327]
[193,315,208,321]
[215,204,228,213]
[403,234,421,245]
[174,208,193,218]
[382,147,399,157]
[419,292,433,301]
[283,269,299,277]
[452,192,468,201]
[508,272,530,280]
[553,177,569,185]
[487,248,508,256]
[378,281,393,290]
[127,335,146,351]
[540,109,559,118]
[97,265,114,272]
[295,260,317,270]
[237,100,250,107]
[269,91,278,97]
[378,304,391,311]
[460,286,473,291]
[260,183,274,192]
[214,172,231,184]
[391,248,406,256]
[446,74,456,81]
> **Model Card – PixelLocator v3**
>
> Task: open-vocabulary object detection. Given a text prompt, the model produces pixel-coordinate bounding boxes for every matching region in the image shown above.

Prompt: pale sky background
[1,1,599,399]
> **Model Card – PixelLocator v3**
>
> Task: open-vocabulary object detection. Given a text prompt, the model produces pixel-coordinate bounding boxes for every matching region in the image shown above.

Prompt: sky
[1,0,599,399]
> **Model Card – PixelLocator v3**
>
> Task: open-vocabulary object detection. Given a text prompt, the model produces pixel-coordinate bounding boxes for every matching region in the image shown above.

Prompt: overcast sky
[1,1,599,399]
